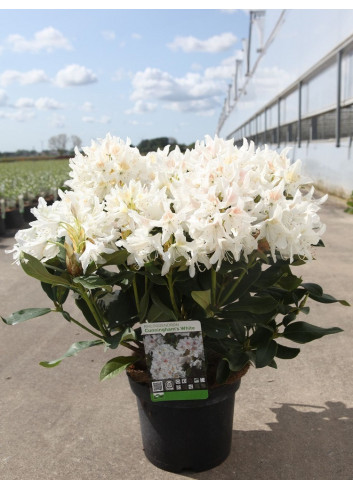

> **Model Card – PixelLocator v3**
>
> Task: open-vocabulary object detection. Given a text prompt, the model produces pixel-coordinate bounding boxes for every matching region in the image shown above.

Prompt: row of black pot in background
[0,198,54,237]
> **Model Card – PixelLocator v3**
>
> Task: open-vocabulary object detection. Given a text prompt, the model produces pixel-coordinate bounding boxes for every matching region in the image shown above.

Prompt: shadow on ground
[189,401,353,480]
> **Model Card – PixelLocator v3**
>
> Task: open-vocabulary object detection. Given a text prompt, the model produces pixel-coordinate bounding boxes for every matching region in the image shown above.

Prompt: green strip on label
[151,390,209,402]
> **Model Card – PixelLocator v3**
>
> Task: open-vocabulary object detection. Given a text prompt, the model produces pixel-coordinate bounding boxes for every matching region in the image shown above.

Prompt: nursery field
[0,158,70,211]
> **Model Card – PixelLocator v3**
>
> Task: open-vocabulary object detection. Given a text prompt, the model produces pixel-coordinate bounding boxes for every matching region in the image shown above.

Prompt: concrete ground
[0,194,353,480]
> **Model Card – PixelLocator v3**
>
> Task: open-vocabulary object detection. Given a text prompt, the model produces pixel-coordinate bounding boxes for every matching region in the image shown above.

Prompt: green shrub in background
[0,159,70,210]
[345,191,353,214]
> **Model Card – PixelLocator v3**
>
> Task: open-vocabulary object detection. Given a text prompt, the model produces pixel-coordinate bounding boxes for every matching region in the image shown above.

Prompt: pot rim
[127,371,242,408]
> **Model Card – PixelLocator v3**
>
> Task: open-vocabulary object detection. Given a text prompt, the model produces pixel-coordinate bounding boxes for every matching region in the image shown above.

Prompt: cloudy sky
[0,8,252,152]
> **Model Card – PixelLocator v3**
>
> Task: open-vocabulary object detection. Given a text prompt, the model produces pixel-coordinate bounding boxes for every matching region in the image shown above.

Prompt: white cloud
[35,97,64,110]
[131,68,222,102]
[14,97,35,108]
[100,115,111,124]
[128,67,226,116]
[14,96,64,110]
[125,100,157,114]
[102,30,116,41]
[204,64,234,80]
[112,68,133,82]
[50,114,66,128]
[80,101,94,112]
[168,32,238,53]
[221,9,249,15]
[191,63,203,72]
[0,89,8,106]
[54,64,98,87]
[82,116,95,123]
[0,69,49,87]
[6,27,72,53]
[82,115,111,124]
[0,109,35,122]
[131,33,142,40]
[164,98,218,116]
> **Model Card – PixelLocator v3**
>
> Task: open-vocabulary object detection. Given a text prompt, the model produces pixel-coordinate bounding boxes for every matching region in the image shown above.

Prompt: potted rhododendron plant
[2,134,348,472]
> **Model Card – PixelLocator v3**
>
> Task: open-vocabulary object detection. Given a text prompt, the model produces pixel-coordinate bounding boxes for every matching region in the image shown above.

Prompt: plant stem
[80,288,109,339]
[167,271,180,319]
[132,275,140,316]
[120,340,141,354]
[211,267,217,307]
[53,308,104,340]
[219,269,247,306]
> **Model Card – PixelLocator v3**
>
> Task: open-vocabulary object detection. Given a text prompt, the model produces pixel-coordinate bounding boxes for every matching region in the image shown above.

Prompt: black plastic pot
[128,375,241,472]
[24,205,36,223]
[0,217,6,236]
[5,209,25,230]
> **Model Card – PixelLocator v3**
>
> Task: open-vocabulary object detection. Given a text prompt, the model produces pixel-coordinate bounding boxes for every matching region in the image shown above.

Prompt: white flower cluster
[144,333,205,380]
[9,133,326,276]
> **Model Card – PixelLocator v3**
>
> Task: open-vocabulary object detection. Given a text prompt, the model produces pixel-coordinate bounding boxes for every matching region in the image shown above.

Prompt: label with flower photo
[141,320,208,402]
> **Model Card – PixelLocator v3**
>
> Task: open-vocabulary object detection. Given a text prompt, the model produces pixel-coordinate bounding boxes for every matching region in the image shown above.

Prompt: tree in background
[48,134,68,156]
[71,135,82,152]
[137,137,194,155]
[48,134,82,155]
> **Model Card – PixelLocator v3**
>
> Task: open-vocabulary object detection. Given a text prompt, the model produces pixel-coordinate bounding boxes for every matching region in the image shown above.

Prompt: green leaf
[41,281,56,302]
[147,303,174,322]
[235,263,262,298]
[105,289,138,329]
[141,271,167,286]
[268,359,278,369]
[256,340,278,368]
[139,289,150,323]
[301,283,349,306]
[230,320,246,343]
[75,296,100,330]
[191,289,211,311]
[73,276,113,291]
[310,293,349,306]
[145,261,162,274]
[283,321,343,344]
[255,264,288,289]
[225,349,249,371]
[100,356,136,380]
[275,344,300,359]
[220,263,262,304]
[276,274,302,291]
[283,312,297,327]
[201,318,231,339]
[215,358,230,384]
[150,288,177,320]
[61,310,71,322]
[249,326,273,347]
[99,250,128,267]
[104,328,136,350]
[20,252,71,287]
[2,307,52,325]
[223,295,278,314]
[41,280,70,305]
[96,268,124,285]
[301,282,323,296]
[39,340,103,368]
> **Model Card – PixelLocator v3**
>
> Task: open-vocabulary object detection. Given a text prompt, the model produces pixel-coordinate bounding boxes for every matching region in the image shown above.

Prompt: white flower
[9,133,327,277]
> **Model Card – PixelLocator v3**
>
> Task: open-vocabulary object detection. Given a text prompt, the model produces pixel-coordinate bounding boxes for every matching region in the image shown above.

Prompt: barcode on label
[152,381,164,392]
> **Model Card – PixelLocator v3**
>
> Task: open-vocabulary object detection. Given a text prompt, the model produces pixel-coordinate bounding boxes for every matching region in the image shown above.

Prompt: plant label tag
[141,320,209,402]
